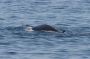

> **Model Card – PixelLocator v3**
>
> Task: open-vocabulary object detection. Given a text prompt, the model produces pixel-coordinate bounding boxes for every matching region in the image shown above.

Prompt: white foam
[25,27,34,32]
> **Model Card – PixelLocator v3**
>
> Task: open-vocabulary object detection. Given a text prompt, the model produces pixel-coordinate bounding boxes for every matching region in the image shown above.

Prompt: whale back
[32,24,58,32]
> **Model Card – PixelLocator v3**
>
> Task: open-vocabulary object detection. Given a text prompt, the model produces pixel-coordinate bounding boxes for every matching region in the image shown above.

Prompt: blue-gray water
[0,0,90,59]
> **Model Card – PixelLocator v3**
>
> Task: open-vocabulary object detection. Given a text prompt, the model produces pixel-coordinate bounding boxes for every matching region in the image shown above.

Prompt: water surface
[0,0,90,59]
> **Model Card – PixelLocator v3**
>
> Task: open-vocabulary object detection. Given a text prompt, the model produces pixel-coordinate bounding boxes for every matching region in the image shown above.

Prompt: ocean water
[0,0,90,59]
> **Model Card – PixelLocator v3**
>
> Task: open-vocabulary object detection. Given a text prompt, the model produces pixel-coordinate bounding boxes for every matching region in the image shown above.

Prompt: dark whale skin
[32,24,58,32]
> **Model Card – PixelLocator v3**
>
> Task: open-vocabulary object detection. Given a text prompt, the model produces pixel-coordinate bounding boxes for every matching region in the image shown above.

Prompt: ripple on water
[5,51,17,55]
[0,42,11,45]
[31,1,51,5]
[0,18,5,20]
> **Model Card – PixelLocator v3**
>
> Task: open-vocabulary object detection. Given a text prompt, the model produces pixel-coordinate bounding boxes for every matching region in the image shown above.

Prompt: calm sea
[0,0,90,59]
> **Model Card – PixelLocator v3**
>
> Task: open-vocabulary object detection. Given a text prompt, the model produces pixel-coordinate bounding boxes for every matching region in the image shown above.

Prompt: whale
[25,24,59,32]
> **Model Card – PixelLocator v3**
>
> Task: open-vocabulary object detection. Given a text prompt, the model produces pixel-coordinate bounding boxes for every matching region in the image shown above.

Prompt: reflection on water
[0,0,90,59]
